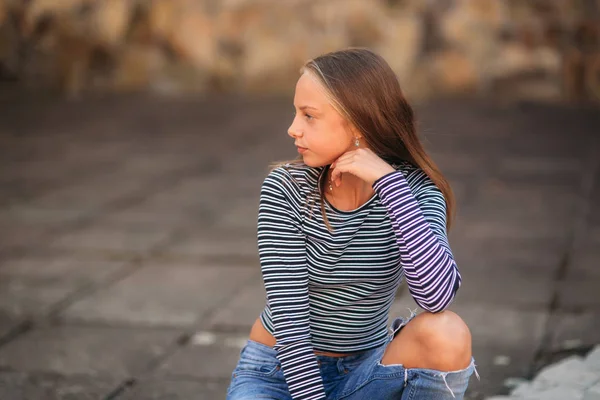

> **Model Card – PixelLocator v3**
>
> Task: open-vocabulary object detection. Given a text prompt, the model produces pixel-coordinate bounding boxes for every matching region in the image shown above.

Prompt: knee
[381,310,472,370]
[410,310,472,357]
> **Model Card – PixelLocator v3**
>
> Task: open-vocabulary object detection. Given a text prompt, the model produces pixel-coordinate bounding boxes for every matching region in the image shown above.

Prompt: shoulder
[260,163,322,221]
[262,162,322,197]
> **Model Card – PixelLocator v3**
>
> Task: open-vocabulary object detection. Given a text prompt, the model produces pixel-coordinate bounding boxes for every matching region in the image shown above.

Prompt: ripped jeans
[226,309,480,399]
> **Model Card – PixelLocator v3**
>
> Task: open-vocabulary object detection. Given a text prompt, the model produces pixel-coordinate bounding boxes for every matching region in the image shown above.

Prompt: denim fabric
[226,310,480,400]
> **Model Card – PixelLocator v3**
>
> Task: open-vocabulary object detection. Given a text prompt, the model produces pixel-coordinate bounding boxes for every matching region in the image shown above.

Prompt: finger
[330,161,345,181]
[330,165,339,183]
[330,164,342,183]
[332,150,357,167]
[331,160,352,184]
[335,160,355,186]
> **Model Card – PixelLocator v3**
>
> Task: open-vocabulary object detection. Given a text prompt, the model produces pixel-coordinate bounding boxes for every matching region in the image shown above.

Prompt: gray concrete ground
[0,92,598,400]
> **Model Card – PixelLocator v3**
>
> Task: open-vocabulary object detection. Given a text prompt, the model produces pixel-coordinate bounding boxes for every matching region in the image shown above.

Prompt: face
[288,72,358,167]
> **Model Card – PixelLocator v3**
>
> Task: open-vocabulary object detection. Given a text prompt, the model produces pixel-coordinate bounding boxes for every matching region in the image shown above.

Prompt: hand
[330,148,396,187]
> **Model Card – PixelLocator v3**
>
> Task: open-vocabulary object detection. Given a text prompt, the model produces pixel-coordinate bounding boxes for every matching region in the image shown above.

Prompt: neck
[324,167,374,209]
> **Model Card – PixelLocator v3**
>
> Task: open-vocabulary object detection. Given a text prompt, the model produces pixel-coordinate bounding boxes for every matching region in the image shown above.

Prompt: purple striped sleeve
[372,170,461,312]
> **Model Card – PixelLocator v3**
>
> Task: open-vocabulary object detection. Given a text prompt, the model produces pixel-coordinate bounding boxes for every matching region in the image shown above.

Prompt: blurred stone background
[1,0,600,102]
[1,1,600,400]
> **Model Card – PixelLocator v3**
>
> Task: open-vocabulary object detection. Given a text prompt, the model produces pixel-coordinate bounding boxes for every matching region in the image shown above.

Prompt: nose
[287,118,302,139]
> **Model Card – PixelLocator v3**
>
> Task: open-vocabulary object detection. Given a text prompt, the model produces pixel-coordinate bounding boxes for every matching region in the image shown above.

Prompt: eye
[304,113,313,120]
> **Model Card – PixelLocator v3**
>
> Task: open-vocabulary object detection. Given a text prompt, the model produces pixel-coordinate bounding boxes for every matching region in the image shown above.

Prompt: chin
[301,156,329,168]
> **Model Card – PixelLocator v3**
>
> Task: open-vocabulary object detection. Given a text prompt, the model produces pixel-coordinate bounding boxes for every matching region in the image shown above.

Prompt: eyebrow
[299,105,319,112]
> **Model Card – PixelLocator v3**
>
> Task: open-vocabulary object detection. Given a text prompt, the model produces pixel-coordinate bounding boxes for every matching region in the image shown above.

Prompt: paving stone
[155,332,245,380]
[468,336,548,399]
[49,224,173,256]
[0,223,48,253]
[60,264,257,327]
[504,125,588,159]
[548,312,600,352]
[29,178,146,209]
[520,386,585,400]
[590,226,600,244]
[117,379,229,400]
[446,179,468,206]
[390,235,558,309]
[164,231,259,264]
[452,249,561,282]
[1,159,74,181]
[569,242,600,280]
[100,208,205,230]
[423,134,503,156]
[469,180,577,223]
[530,355,598,391]
[510,381,536,397]
[390,299,548,395]
[495,156,584,188]
[449,302,548,350]
[127,184,207,209]
[449,301,548,396]
[0,254,128,283]
[427,152,485,177]
[208,278,266,330]
[453,267,554,307]
[0,255,130,320]
[458,216,571,242]
[503,376,529,391]
[585,346,600,371]
[140,176,260,209]
[0,205,88,225]
[592,200,600,226]
[99,176,250,228]
[583,382,600,400]
[0,372,120,400]
[0,325,178,378]
[0,311,25,340]
[449,234,564,276]
[558,279,600,309]
[214,198,261,231]
[0,181,58,208]
[116,155,194,177]
[0,279,80,317]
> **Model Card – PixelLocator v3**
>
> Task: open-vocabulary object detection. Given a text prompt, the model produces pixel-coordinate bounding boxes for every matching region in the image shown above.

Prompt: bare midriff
[249,317,361,357]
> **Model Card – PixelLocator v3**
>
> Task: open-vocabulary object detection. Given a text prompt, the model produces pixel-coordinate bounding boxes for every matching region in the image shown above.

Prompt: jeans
[226,310,480,399]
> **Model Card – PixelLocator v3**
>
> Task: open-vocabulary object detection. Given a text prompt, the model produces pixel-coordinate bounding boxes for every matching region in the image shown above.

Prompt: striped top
[257,161,461,400]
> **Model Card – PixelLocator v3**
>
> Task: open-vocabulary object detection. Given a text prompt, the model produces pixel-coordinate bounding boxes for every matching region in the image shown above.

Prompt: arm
[257,170,326,400]
[372,170,461,312]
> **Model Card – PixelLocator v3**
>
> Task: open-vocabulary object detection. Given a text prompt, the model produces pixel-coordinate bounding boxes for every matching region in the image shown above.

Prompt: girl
[226,48,479,400]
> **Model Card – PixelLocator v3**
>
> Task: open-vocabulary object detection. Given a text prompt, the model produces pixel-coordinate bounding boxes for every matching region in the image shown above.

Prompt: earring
[355,138,360,147]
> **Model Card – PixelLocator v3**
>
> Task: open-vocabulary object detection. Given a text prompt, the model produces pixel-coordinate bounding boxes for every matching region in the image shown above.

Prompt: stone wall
[1,0,599,102]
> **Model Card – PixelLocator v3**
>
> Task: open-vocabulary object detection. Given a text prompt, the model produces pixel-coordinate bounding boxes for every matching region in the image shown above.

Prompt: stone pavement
[486,345,600,399]
[0,92,598,399]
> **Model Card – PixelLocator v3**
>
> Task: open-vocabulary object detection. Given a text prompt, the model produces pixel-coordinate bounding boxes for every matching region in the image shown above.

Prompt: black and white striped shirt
[257,161,461,400]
